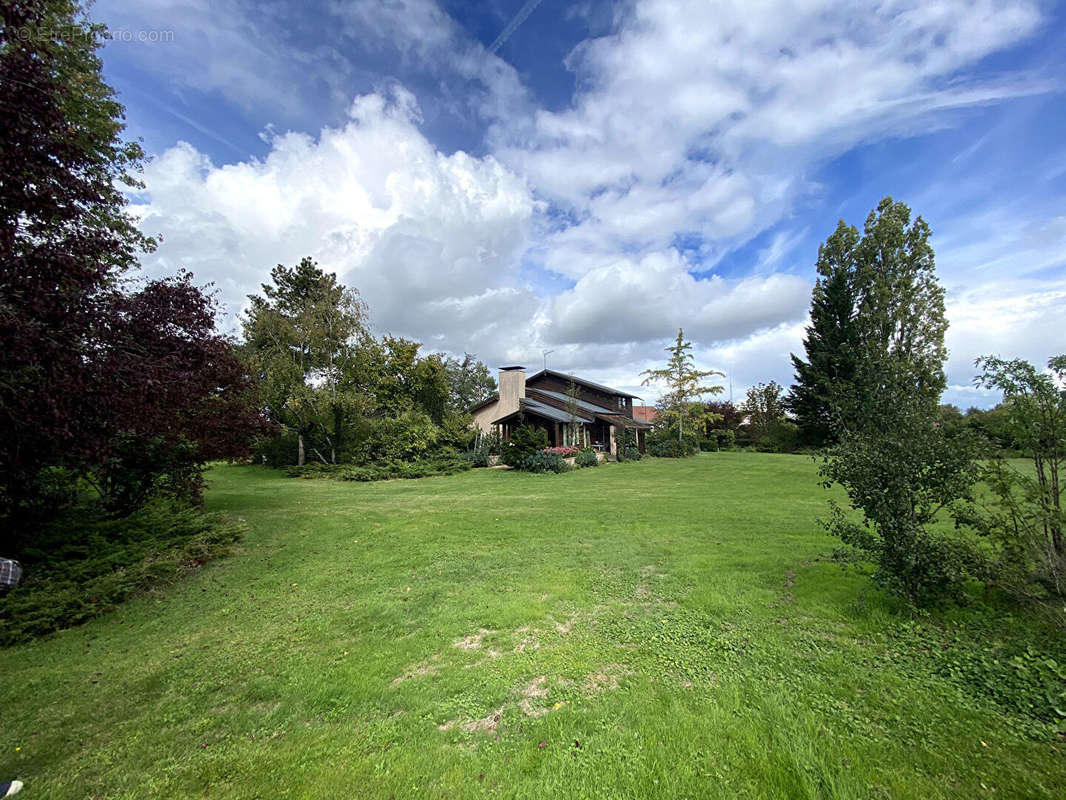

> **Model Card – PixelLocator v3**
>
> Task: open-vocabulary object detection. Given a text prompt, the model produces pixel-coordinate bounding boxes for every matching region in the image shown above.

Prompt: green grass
[1,454,1063,799]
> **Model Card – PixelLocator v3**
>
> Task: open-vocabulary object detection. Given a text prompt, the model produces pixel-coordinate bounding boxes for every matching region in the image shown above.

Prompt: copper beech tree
[0,1,267,546]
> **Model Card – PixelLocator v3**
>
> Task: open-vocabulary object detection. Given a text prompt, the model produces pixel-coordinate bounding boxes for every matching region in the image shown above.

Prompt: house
[633,405,658,424]
[470,366,653,456]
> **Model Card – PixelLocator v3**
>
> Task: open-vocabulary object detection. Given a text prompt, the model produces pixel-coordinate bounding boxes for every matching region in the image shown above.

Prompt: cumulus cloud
[114,0,1062,406]
[133,88,538,361]
[548,250,810,346]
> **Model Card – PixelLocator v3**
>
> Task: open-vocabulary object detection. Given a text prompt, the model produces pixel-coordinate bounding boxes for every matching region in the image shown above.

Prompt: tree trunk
[297,433,305,467]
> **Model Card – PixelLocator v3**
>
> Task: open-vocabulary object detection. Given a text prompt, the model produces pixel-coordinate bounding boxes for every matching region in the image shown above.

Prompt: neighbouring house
[470,366,653,456]
[633,405,658,424]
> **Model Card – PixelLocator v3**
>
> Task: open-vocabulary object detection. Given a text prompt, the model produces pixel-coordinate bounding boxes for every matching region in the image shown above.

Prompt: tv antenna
[542,349,554,370]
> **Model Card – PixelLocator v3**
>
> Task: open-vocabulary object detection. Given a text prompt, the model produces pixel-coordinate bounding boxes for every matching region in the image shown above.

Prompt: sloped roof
[526,387,614,415]
[491,397,594,425]
[595,413,653,429]
[526,369,638,398]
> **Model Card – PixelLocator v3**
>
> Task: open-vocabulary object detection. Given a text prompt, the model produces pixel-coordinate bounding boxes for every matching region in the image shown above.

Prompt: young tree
[787,223,860,446]
[563,378,586,447]
[641,329,724,443]
[741,381,788,445]
[970,355,1066,595]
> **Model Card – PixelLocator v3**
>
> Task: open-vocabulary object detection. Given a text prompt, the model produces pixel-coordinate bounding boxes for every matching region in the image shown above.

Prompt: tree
[242,257,370,465]
[0,1,264,544]
[787,223,860,446]
[969,355,1066,596]
[641,328,724,443]
[443,354,496,413]
[741,381,788,445]
[563,378,586,447]
[818,198,970,605]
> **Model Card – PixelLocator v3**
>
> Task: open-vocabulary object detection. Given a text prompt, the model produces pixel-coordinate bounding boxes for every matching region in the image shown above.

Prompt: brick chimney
[497,366,526,418]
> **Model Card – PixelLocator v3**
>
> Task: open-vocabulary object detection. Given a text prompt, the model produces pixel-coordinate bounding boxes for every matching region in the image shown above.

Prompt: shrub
[285,454,472,482]
[0,502,244,646]
[575,448,599,468]
[470,430,502,466]
[646,428,700,458]
[354,411,440,463]
[516,451,569,473]
[821,407,983,606]
[756,420,801,453]
[615,429,641,461]
[706,428,735,451]
[501,424,550,467]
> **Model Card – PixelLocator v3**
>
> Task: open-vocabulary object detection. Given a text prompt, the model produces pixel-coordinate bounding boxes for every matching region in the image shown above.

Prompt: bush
[575,448,599,468]
[354,411,440,463]
[0,501,244,646]
[501,425,550,467]
[471,430,501,467]
[516,451,570,473]
[615,429,641,461]
[822,409,983,606]
[646,428,700,458]
[756,420,800,453]
[285,454,472,482]
[93,433,204,514]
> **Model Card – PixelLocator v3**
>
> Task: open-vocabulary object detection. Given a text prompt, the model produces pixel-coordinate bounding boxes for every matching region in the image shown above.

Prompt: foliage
[964,355,1066,597]
[742,381,789,447]
[470,430,502,467]
[646,428,700,458]
[515,451,570,474]
[89,434,204,515]
[0,501,244,646]
[575,448,600,468]
[641,329,724,443]
[756,419,801,454]
[705,428,736,451]
[615,428,641,461]
[500,424,549,466]
[352,411,441,464]
[545,446,579,457]
[787,225,861,446]
[242,257,371,466]
[821,398,983,605]
[817,198,964,606]
[0,2,265,550]
[284,454,472,482]
[444,354,496,413]
[703,401,744,435]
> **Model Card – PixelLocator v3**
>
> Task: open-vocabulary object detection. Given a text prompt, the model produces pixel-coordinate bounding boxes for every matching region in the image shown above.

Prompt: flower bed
[544,446,580,457]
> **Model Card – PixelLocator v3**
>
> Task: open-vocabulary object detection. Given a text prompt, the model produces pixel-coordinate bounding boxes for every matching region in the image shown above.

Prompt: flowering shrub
[544,446,579,457]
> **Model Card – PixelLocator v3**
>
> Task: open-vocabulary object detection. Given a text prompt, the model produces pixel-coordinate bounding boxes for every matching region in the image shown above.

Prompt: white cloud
[115,0,1061,406]
[548,250,810,346]
[133,88,538,361]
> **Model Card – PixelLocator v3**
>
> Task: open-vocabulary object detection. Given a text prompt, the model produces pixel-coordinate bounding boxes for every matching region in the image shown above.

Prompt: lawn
[1,454,1063,799]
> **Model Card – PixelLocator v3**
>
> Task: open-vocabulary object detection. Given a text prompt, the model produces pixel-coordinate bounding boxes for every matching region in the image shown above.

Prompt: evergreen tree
[641,329,724,443]
[787,222,860,446]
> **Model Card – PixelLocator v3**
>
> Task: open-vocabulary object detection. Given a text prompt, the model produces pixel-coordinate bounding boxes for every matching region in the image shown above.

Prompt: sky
[93,0,1066,408]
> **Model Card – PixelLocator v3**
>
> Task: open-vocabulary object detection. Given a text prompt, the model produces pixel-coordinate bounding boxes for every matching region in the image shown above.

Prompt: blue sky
[95,0,1066,406]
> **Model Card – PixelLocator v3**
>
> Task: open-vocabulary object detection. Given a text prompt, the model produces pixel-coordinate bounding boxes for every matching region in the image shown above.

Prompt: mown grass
[0,453,1063,799]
